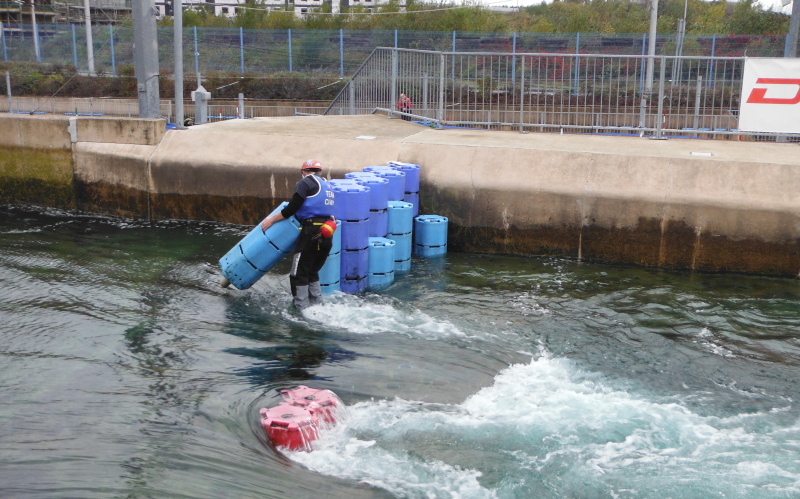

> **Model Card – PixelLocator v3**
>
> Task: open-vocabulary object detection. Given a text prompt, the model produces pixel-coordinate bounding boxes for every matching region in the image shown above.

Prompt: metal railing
[326,47,799,141]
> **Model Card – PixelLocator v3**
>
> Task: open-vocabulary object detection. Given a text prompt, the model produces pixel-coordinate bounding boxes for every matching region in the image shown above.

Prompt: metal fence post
[654,56,666,140]
[288,29,292,72]
[109,25,116,76]
[239,27,244,74]
[34,22,41,63]
[518,54,525,133]
[573,32,580,95]
[339,28,344,78]
[194,26,199,80]
[5,71,11,113]
[390,49,398,116]
[71,24,77,68]
[437,53,445,123]
[394,29,397,48]
[511,32,516,82]
[708,34,716,89]
[1,22,6,62]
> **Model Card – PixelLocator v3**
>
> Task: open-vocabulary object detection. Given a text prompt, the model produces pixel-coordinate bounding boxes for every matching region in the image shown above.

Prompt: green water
[1,205,799,498]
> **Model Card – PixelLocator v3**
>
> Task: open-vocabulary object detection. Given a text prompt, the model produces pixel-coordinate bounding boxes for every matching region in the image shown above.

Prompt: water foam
[299,294,467,340]
[285,348,800,497]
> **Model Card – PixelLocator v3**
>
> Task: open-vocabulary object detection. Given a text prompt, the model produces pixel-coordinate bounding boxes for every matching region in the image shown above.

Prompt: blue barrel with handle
[318,226,341,294]
[219,202,301,290]
[346,173,389,211]
[363,167,405,201]
[330,180,370,222]
[388,161,421,193]
[414,215,448,257]
[368,237,396,275]
[368,208,388,238]
[387,201,414,235]
[403,191,419,217]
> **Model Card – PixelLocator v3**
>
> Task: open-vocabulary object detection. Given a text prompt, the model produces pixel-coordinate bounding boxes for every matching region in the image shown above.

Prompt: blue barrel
[368,237,396,275]
[341,247,369,280]
[219,202,301,290]
[341,276,367,294]
[347,174,389,211]
[318,251,340,293]
[395,258,411,273]
[330,180,370,222]
[319,227,342,291]
[321,280,340,294]
[387,201,414,235]
[340,218,369,251]
[363,167,405,201]
[328,218,342,255]
[369,208,388,238]
[403,191,419,217]
[368,271,394,290]
[415,215,448,247]
[388,162,421,193]
[387,232,412,262]
[414,244,447,257]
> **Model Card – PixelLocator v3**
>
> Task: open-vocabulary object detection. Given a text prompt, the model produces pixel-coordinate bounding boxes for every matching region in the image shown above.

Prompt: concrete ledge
[74,116,166,146]
[0,114,72,150]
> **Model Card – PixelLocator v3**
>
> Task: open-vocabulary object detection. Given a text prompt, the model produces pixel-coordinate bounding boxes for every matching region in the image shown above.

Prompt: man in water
[260,159,336,310]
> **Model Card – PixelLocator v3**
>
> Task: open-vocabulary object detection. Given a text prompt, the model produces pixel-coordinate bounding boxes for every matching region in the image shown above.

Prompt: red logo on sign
[746,78,800,104]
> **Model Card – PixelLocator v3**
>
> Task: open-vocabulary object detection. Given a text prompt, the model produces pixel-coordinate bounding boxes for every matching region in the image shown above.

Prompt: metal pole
[390,49,398,116]
[574,32,580,96]
[194,25,199,84]
[288,29,292,72]
[133,0,160,119]
[339,28,344,78]
[518,54,525,133]
[708,34,716,89]
[692,74,702,136]
[438,53,445,123]
[654,56,666,140]
[109,25,116,76]
[30,1,40,63]
[511,31,516,83]
[71,24,77,68]
[2,22,8,63]
[6,71,11,112]
[394,29,397,48]
[239,26,244,74]
[639,0,658,134]
[174,0,184,127]
[785,0,800,57]
[238,92,244,119]
[83,0,95,75]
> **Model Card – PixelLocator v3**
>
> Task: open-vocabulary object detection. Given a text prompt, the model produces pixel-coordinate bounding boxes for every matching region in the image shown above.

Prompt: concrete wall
[1,113,799,277]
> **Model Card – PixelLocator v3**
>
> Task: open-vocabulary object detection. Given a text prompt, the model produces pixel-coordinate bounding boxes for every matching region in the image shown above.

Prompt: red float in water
[259,386,343,451]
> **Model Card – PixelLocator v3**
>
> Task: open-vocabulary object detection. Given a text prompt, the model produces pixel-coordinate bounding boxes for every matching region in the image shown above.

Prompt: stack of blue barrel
[414,215,448,257]
[388,162,421,216]
[367,237,396,289]
[344,172,390,238]
[219,202,301,290]
[318,223,342,294]
[329,179,371,294]
[387,200,414,272]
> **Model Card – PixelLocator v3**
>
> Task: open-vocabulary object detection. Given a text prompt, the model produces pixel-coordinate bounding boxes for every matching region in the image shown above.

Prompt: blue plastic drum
[368,237,396,275]
[387,201,414,235]
[414,215,448,247]
[363,167,405,201]
[347,174,389,211]
[394,258,411,273]
[368,271,394,290]
[341,247,369,280]
[340,218,369,251]
[414,244,447,257]
[368,208,388,238]
[388,162,421,193]
[403,191,419,217]
[219,202,301,290]
[329,179,370,222]
[387,232,412,262]
[341,276,367,294]
[319,251,340,290]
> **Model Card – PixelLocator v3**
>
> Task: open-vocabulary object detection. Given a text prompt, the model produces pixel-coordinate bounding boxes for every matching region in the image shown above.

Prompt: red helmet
[301,159,322,171]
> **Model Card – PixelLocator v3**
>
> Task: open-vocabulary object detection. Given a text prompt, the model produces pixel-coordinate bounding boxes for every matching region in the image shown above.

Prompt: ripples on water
[1,206,799,498]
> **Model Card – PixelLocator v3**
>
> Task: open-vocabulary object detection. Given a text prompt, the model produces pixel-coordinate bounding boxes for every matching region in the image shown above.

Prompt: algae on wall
[0,146,75,209]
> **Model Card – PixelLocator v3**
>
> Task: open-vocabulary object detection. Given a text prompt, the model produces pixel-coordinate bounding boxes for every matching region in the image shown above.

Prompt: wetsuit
[279,173,335,309]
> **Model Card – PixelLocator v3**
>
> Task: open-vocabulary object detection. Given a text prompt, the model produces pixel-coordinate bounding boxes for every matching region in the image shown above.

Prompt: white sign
[738,58,800,134]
